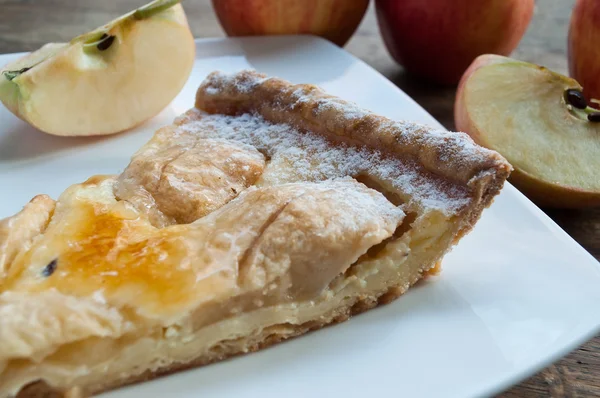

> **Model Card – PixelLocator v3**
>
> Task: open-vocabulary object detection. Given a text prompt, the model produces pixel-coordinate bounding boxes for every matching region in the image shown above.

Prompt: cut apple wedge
[455,54,600,208]
[0,0,195,137]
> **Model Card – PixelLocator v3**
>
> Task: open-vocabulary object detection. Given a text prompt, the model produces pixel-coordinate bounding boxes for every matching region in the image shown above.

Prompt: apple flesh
[211,0,369,47]
[568,0,600,103]
[0,0,195,137]
[455,54,600,208]
[375,0,534,85]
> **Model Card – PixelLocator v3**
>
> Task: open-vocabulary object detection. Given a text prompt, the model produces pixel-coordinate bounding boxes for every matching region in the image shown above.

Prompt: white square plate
[1,36,599,398]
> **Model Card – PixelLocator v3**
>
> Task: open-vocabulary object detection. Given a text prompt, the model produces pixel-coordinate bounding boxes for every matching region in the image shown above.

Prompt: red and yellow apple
[211,0,369,47]
[568,0,600,103]
[0,0,195,137]
[455,54,600,208]
[375,0,534,85]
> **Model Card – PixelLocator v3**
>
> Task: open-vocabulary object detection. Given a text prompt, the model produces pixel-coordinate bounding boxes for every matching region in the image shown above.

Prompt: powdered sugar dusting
[200,70,503,184]
[175,109,471,214]
[202,70,268,94]
[291,87,371,121]
[289,85,499,175]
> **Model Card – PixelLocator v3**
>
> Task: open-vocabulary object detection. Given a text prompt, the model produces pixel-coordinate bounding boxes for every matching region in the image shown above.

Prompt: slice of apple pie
[0,70,511,397]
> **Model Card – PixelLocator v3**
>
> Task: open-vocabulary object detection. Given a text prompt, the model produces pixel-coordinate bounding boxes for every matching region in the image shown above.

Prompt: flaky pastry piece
[0,70,511,397]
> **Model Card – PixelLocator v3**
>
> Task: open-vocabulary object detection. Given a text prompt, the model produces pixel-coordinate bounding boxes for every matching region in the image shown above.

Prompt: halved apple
[455,54,600,208]
[0,0,195,136]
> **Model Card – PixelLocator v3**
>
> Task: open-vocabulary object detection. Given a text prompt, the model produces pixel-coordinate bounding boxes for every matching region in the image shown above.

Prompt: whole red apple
[375,0,534,85]
[568,0,600,102]
[212,0,369,47]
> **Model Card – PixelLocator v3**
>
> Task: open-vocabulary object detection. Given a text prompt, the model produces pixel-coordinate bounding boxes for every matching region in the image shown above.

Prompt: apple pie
[0,70,511,397]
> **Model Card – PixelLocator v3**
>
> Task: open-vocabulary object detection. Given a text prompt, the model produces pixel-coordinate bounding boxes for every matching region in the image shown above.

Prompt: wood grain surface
[0,0,598,396]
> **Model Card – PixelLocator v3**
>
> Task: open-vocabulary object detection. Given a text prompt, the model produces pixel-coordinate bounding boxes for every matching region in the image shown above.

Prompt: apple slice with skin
[455,54,600,208]
[0,0,195,137]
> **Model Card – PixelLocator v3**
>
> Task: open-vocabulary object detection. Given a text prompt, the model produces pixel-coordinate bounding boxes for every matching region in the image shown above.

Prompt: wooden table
[1,0,598,396]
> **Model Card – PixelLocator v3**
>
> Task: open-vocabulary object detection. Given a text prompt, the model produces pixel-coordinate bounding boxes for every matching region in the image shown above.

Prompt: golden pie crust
[0,71,511,397]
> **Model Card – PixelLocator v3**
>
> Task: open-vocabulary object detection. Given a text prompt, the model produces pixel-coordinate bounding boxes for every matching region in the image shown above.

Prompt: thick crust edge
[195,70,512,190]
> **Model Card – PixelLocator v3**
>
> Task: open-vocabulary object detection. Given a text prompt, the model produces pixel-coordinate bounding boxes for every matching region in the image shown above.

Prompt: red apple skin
[211,0,369,47]
[376,0,534,85]
[568,0,600,102]
[455,54,600,208]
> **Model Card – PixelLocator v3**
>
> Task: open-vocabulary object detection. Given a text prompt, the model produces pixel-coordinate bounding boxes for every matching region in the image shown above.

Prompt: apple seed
[564,89,587,109]
[588,112,600,122]
[96,34,116,51]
